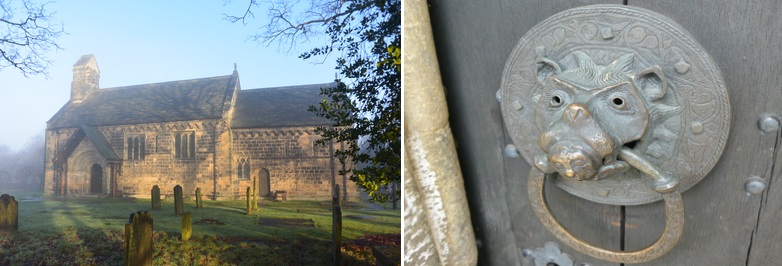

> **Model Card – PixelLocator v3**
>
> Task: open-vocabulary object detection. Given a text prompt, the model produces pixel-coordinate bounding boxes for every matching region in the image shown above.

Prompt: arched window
[237,159,244,180]
[174,131,197,159]
[127,135,146,161]
[175,133,182,158]
[237,158,250,180]
[127,138,133,160]
[133,137,140,160]
[189,133,196,159]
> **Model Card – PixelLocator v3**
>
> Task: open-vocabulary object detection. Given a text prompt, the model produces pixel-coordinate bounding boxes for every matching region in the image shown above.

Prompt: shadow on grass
[0,192,399,265]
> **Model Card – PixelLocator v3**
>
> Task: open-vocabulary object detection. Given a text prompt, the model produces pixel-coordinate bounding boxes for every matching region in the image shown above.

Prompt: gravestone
[195,187,203,209]
[124,211,153,266]
[181,212,192,241]
[174,185,184,216]
[0,194,18,234]
[246,187,252,215]
[252,176,257,208]
[333,185,342,265]
[151,185,161,210]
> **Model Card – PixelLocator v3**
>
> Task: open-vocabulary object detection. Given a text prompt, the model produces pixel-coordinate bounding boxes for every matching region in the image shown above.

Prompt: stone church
[43,54,357,201]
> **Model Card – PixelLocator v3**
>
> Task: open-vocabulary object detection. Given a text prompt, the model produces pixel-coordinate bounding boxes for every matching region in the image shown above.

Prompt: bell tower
[71,54,100,103]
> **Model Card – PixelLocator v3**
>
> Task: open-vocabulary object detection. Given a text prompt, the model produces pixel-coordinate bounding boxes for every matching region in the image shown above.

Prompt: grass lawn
[0,191,400,265]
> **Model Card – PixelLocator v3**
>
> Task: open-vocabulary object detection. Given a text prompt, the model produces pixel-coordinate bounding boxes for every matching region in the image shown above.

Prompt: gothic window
[174,132,196,159]
[237,158,250,180]
[126,135,145,161]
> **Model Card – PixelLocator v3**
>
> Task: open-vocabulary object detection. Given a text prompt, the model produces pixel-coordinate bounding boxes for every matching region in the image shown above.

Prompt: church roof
[47,70,334,130]
[47,74,236,129]
[231,83,335,128]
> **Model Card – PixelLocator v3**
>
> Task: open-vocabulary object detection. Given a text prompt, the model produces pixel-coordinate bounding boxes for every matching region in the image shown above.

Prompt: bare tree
[1,0,64,77]
[224,0,349,54]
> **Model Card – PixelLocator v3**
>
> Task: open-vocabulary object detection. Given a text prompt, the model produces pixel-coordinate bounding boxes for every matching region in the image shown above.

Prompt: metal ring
[528,167,684,263]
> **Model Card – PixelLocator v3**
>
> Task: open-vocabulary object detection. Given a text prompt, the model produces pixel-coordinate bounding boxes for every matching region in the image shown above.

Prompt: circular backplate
[500,5,730,205]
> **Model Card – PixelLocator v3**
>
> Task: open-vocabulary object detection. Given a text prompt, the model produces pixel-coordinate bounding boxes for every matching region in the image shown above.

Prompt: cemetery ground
[0,191,400,265]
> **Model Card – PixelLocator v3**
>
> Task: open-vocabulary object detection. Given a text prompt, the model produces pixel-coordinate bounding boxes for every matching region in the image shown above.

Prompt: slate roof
[231,83,335,128]
[47,71,333,130]
[47,74,236,129]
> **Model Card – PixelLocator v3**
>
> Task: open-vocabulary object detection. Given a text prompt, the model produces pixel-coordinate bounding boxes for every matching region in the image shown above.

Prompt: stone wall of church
[44,128,77,195]
[44,122,359,201]
[44,120,230,199]
[231,126,360,201]
[102,120,224,199]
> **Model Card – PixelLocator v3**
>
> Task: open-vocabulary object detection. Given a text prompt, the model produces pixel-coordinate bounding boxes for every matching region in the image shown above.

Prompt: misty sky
[0,1,337,152]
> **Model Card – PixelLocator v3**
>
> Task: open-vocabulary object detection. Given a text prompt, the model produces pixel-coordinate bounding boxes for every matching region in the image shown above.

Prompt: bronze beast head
[533,51,668,180]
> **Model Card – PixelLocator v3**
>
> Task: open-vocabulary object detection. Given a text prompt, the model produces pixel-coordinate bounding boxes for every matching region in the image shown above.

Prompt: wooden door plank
[428,1,621,265]
[624,1,781,265]
[744,0,782,257]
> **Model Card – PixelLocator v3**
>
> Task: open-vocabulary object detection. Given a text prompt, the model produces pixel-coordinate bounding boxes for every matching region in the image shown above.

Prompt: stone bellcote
[71,54,100,103]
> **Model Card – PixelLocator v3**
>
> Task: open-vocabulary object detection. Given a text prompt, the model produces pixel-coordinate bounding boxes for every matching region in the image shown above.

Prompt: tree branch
[0,0,64,77]
[225,0,351,54]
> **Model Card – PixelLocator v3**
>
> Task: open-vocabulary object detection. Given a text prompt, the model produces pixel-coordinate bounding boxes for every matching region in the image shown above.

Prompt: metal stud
[759,115,779,134]
[745,176,767,195]
[504,144,520,158]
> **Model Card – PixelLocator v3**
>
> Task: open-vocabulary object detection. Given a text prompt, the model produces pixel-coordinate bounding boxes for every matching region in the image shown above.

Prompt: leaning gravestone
[0,194,18,234]
[181,212,192,241]
[174,185,184,216]
[246,187,252,215]
[125,211,153,266]
[252,176,257,207]
[195,187,203,209]
[151,185,161,210]
[333,185,342,265]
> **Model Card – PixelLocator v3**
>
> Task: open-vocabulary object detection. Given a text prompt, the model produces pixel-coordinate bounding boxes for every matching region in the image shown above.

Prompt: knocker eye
[550,95,564,107]
[611,97,625,109]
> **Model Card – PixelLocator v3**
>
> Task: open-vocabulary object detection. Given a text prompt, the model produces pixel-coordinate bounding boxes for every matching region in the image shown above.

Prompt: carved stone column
[404,0,478,264]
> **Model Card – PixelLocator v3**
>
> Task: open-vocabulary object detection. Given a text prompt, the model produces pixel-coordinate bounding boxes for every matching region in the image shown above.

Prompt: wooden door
[428,1,782,265]
[90,164,102,194]
[258,169,271,199]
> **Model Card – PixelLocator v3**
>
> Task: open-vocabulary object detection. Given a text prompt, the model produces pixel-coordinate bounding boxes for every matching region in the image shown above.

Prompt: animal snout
[548,144,599,180]
[564,103,590,123]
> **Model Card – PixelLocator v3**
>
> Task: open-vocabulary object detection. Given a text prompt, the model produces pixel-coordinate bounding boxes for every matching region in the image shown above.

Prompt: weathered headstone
[0,194,18,234]
[174,185,184,216]
[151,185,161,210]
[125,211,153,266]
[333,185,342,265]
[246,187,252,215]
[252,176,257,208]
[181,212,192,241]
[195,187,203,209]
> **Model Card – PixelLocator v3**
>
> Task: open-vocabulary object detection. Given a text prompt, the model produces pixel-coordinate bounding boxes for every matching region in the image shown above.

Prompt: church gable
[53,125,121,164]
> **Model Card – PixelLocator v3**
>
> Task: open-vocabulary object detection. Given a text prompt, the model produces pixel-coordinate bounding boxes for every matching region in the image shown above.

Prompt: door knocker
[499,5,730,263]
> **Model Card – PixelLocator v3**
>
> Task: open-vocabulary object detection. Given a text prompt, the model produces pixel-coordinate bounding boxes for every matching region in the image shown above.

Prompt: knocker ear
[536,57,561,85]
[635,65,668,101]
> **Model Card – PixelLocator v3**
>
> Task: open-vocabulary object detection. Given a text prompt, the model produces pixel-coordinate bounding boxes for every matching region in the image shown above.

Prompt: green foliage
[227,0,401,203]
[304,0,401,203]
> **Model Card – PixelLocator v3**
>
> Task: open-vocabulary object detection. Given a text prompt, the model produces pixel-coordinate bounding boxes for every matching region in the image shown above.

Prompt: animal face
[533,51,667,180]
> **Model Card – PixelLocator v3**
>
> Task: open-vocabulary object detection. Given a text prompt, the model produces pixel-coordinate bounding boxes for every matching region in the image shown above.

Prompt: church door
[90,164,102,194]
[259,169,271,199]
